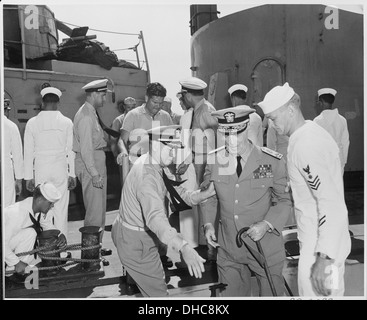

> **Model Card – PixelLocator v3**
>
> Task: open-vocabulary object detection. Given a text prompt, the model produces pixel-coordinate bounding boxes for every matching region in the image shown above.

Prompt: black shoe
[160,255,173,268]
[101,248,112,256]
[126,283,139,296]
[101,257,110,266]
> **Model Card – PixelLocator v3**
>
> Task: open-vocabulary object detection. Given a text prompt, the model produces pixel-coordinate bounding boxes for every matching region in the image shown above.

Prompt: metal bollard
[38,229,61,275]
[79,226,102,271]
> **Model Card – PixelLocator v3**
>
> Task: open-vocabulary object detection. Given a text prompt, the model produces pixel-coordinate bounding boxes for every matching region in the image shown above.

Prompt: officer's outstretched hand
[246,221,269,241]
[200,181,215,199]
[57,233,67,249]
[180,244,206,279]
[190,182,216,205]
[203,223,220,249]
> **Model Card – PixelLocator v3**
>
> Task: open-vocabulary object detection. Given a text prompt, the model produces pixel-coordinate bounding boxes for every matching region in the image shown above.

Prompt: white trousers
[178,164,201,248]
[34,156,69,237]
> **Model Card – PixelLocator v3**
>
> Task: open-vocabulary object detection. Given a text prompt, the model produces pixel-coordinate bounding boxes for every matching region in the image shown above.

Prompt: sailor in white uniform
[24,87,76,238]
[314,88,349,173]
[4,182,64,275]
[259,83,351,297]
[3,98,24,207]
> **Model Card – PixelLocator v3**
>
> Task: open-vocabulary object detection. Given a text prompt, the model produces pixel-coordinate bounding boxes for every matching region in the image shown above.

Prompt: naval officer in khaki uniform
[201,105,292,297]
[73,79,110,246]
[111,125,216,297]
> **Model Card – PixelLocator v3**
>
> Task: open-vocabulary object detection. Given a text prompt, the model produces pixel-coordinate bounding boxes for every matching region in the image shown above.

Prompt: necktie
[236,155,242,177]
[96,111,121,138]
[189,108,194,130]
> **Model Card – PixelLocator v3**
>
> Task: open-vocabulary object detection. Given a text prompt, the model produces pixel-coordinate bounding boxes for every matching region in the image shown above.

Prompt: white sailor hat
[258,82,295,115]
[318,88,337,97]
[148,125,184,149]
[178,77,207,93]
[39,182,62,202]
[123,97,136,104]
[211,105,255,134]
[82,79,110,93]
[40,87,62,98]
[228,84,248,95]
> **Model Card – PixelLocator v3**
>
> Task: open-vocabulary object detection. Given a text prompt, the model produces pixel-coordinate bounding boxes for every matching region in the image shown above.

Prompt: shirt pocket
[250,177,273,189]
[211,173,230,184]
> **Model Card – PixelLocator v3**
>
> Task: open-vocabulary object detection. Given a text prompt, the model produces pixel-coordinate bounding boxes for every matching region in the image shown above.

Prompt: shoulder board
[261,147,283,160]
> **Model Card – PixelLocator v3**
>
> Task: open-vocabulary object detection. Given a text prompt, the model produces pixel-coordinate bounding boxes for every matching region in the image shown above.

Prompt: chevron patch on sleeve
[302,164,321,191]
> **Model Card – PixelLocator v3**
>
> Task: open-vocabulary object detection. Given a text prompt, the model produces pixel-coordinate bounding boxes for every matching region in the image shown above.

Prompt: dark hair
[33,184,45,200]
[319,94,335,104]
[117,100,125,113]
[231,90,247,100]
[42,93,60,104]
[146,82,166,98]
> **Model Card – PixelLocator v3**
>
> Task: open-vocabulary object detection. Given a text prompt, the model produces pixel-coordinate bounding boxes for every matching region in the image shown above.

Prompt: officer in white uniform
[4,182,64,275]
[314,88,349,173]
[177,77,218,260]
[3,98,24,207]
[24,87,76,238]
[258,83,351,297]
[175,92,200,248]
[228,84,264,147]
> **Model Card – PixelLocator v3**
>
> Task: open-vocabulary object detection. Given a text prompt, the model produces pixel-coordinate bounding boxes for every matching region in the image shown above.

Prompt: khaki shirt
[121,104,173,157]
[117,153,197,251]
[73,102,107,176]
[111,113,125,133]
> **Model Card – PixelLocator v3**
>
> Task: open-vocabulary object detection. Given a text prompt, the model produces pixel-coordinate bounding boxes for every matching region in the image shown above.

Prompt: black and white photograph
[1,0,364,304]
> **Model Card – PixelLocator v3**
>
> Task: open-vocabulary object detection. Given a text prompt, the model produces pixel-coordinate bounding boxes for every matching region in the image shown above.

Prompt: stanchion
[38,229,62,276]
[79,226,102,271]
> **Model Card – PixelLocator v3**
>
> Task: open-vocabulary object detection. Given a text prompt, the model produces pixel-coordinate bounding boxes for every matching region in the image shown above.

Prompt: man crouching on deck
[112,125,216,297]
[4,182,65,275]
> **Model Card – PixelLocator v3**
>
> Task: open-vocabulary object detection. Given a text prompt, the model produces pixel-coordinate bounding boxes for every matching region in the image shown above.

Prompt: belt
[121,220,148,232]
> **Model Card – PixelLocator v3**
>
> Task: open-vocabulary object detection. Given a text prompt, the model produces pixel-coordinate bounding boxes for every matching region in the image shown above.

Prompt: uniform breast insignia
[253,164,273,179]
[260,147,283,160]
[302,164,321,191]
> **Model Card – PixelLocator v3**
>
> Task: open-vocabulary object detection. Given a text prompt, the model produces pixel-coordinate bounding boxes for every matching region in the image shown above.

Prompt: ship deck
[4,174,365,299]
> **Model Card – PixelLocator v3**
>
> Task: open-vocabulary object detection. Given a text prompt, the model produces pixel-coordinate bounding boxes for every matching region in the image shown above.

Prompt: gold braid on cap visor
[218,119,249,134]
